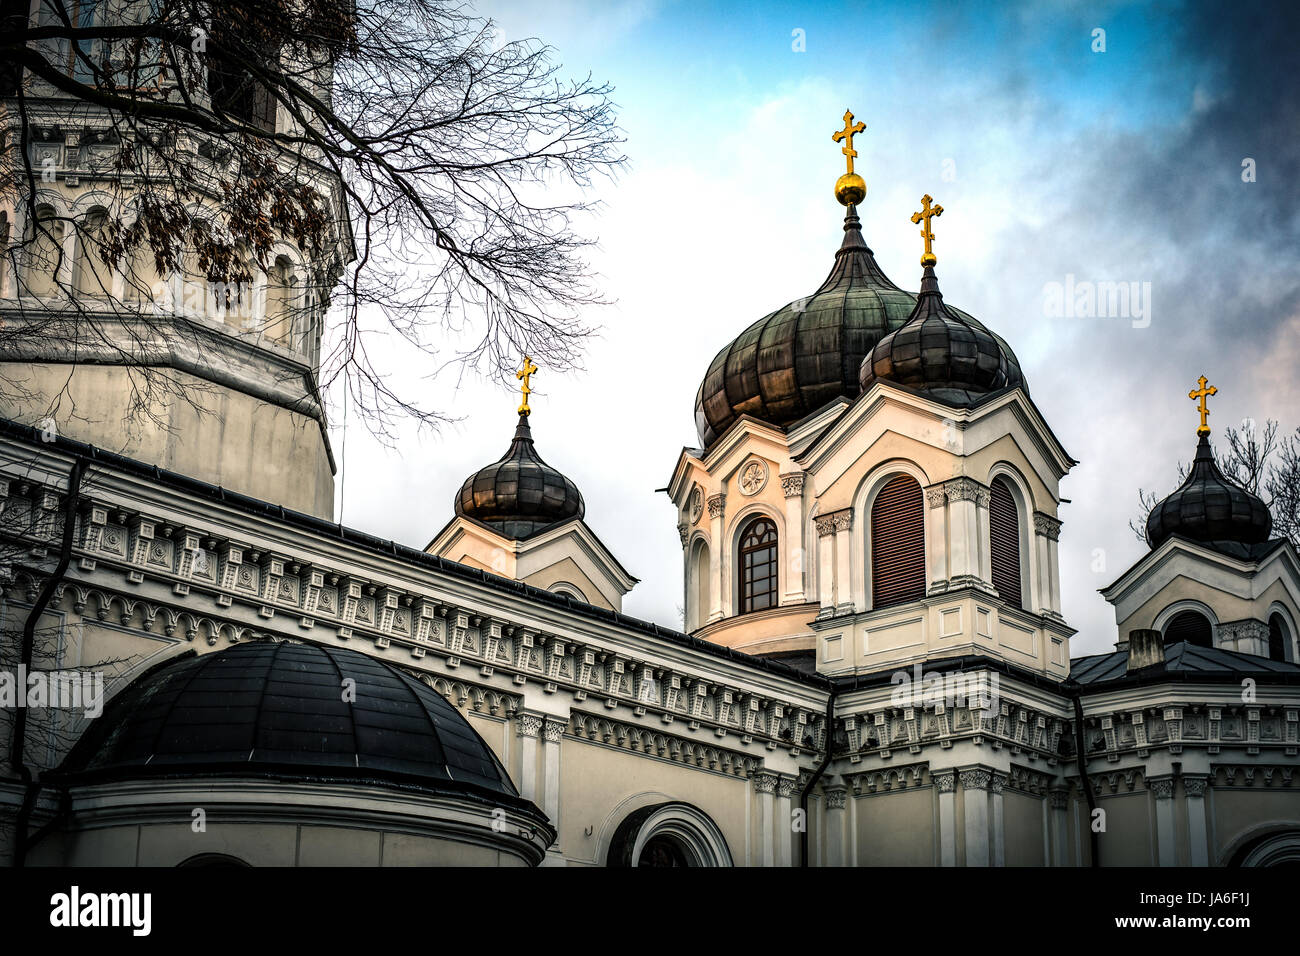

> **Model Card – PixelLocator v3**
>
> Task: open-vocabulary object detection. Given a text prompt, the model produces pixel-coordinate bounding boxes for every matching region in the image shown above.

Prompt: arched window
[25,205,63,296]
[989,477,1023,608]
[871,475,925,609]
[690,538,710,631]
[738,516,777,614]
[264,255,297,345]
[1164,609,1213,648]
[1269,614,1291,663]
[73,209,111,297]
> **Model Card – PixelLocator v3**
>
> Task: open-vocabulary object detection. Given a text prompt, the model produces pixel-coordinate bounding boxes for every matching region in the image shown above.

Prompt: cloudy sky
[331,0,1300,656]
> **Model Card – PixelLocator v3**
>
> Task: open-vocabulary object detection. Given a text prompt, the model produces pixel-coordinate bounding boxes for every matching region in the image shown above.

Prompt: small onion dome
[455,413,584,540]
[693,206,920,448]
[1145,434,1272,550]
[858,264,1026,407]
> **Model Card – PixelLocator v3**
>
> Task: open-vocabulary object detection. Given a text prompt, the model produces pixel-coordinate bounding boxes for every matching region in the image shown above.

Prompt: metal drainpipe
[1069,685,1102,868]
[11,458,84,867]
[798,687,837,867]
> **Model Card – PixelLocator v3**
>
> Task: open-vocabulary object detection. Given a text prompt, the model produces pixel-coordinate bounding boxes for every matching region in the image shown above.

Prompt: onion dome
[55,642,530,803]
[858,263,1026,407]
[455,413,584,540]
[693,206,921,447]
[1145,433,1272,550]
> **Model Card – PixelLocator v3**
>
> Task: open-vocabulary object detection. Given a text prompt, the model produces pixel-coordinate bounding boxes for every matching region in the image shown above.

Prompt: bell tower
[0,3,352,518]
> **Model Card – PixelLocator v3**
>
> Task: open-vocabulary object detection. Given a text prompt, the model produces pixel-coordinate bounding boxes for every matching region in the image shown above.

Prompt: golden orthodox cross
[832,110,866,175]
[911,194,944,266]
[517,355,538,416]
[1189,374,1217,436]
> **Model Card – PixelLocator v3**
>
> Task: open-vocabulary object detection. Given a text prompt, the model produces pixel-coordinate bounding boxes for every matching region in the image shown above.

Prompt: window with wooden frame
[871,475,925,609]
[989,477,1023,608]
[738,516,777,614]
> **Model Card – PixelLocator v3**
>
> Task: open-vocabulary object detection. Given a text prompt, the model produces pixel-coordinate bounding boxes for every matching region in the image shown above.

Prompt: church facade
[1,58,1298,866]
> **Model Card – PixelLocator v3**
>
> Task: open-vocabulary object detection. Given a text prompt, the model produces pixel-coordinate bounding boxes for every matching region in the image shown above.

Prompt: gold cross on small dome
[516,355,538,417]
[911,194,944,266]
[832,110,867,206]
[1189,374,1217,436]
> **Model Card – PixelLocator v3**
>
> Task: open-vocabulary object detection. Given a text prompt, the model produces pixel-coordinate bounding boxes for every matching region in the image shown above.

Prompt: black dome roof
[57,642,526,803]
[1146,434,1273,551]
[455,414,584,540]
[859,264,1025,406]
[693,207,1018,447]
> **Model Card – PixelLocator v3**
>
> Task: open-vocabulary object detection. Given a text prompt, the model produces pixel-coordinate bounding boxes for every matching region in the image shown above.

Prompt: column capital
[815,507,852,537]
[1033,511,1063,540]
[1148,775,1175,800]
[959,767,993,791]
[542,716,567,743]
[942,476,989,504]
[707,493,726,520]
[1049,787,1070,810]
[1183,774,1209,798]
[776,775,798,799]
[752,770,779,794]
[824,785,849,809]
[932,769,957,793]
[780,472,806,498]
[924,484,948,509]
[516,712,544,739]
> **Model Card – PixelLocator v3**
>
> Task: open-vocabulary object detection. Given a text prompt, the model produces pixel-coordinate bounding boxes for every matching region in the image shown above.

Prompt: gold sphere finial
[832,110,867,206]
[911,194,944,266]
[835,172,866,206]
[1189,374,1217,437]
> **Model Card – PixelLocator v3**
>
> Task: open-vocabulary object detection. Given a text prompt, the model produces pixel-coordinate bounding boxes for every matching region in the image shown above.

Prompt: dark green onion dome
[54,642,534,807]
[455,413,584,540]
[1145,434,1272,551]
[858,263,1025,407]
[693,206,1017,447]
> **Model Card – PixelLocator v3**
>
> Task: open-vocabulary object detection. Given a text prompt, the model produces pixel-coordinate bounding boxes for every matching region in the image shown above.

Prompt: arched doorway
[606,802,733,867]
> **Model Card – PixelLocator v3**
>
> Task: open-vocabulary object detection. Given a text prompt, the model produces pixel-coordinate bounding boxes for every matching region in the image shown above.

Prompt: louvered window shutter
[989,478,1023,608]
[1163,610,1212,648]
[871,476,926,609]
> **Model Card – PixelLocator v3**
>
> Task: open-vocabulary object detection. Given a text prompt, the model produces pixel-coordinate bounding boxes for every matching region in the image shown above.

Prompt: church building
[1,86,1297,866]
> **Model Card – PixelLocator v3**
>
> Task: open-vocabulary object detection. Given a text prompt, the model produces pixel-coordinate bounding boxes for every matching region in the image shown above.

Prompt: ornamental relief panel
[738,459,769,496]
[688,485,704,524]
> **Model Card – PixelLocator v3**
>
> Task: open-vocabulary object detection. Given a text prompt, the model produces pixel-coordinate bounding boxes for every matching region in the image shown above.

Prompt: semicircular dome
[56,641,524,801]
[455,414,584,539]
[1146,434,1273,551]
